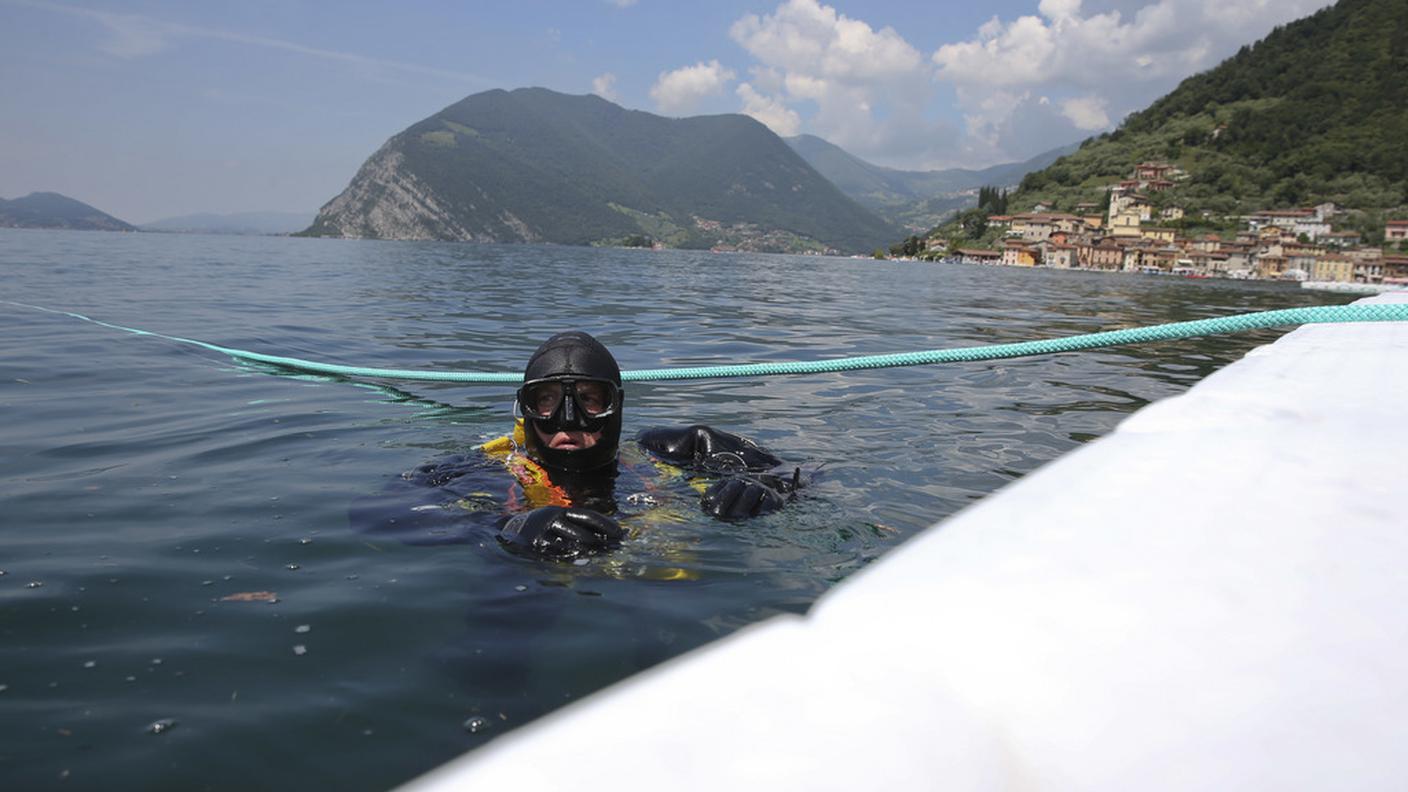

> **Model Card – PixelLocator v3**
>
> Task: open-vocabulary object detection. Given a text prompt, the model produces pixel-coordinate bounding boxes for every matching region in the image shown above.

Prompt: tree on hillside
[977,186,1009,215]
[956,208,988,240]
[890,235,923,258]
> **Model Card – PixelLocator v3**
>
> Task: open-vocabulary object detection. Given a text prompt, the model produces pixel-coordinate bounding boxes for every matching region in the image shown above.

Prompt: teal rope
[4,301,517,384]
[8,300,1407,383]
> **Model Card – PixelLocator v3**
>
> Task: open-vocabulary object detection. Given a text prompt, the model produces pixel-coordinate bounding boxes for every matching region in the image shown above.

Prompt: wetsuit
[353,331,797,563]
[354,420,796,560]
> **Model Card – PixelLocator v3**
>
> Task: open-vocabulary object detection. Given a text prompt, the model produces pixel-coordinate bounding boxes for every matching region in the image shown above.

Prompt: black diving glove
[702,474,790,521]
[498,506,624,560]
[639,425,781,473]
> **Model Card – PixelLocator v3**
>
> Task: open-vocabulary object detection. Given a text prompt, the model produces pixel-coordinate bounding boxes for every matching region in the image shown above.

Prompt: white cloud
[592,73,620,104]
[730,0,923,83]
[933,0,1335,159]
[1061,95,1110,130]
[649,59,736,115]
[725,0,955,166]
[736,83,801,136]
[1039,0,1083,22]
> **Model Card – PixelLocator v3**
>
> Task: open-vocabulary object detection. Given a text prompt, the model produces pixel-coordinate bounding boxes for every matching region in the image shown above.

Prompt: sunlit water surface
[0,229,1353,790]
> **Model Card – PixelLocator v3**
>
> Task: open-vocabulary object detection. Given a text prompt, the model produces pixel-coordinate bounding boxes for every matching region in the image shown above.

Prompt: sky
[0,0,1334,224]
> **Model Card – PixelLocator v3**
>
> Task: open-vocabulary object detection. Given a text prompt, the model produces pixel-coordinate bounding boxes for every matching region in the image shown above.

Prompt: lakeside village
[916,162,1408,290]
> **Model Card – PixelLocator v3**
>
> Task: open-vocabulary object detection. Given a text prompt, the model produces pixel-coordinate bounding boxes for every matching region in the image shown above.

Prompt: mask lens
[520,381,566,419]
[574,381,614,417]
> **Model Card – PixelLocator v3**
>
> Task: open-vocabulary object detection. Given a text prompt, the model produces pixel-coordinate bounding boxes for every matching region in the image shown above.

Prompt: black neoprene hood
[520,332,624,473]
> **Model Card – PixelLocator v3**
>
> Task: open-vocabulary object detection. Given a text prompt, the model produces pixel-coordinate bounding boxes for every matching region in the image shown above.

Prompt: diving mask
[517,377,621,430]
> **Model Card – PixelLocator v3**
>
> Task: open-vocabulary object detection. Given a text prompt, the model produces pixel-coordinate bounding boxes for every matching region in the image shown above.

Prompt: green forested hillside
[1004,0,1406,219]
[304,88,895,253]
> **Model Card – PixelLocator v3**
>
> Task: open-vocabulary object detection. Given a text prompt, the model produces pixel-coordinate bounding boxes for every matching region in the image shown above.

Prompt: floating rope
[7,300,1407,383]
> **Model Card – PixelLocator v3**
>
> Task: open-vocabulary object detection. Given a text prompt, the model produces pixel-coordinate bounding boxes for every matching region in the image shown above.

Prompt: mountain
[302,87,896,254]
[1006,0,1407,219]
[0,192,134,231]
[785,135,1077,230]
[141,211,315,235]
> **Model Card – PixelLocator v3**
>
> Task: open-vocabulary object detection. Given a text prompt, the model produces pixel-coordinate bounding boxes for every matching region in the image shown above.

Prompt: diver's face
[533,423,602,451]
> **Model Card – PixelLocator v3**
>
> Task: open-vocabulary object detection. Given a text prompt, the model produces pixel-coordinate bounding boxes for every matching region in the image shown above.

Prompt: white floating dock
[401,292,1408,792]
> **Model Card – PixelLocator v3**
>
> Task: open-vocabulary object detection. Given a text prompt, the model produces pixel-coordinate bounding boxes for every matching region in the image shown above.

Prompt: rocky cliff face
[306,145,485,241]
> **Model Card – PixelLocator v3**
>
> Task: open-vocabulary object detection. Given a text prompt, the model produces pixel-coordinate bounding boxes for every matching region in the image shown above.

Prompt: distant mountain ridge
[0,192,133,231]
[785,135,1078,230]
[303,87,896,254]
[141,211,314,235]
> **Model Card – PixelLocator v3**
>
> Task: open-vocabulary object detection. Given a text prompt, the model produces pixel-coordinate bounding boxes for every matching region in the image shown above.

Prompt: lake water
[0,229,1353,790]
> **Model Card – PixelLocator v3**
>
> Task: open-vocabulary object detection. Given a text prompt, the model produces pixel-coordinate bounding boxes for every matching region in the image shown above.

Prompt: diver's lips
[546,432,594,450]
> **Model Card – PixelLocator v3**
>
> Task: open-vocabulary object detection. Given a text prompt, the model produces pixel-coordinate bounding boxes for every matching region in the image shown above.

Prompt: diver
[359,331,799,561]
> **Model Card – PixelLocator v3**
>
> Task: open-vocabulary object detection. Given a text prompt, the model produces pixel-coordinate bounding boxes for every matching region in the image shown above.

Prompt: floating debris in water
[201,580,213,587]
[285,563,300,571]
[0,569,7,576]
[294,625,310,634]
[147,719,177,735]
[300,538,312,545]
[83,661,96,669]
[292,645,307,656]
[514,585,528,592]
[221,591,278,603]
[462,716,491,734]
[626,492,658,506]
[26,581,43,589]
[150,658,163,666]
[346,574,359,581]
[125,676,136,683]
[0,684,8,693]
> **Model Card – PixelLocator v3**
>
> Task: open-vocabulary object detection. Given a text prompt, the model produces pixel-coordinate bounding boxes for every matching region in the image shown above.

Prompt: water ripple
[0,230,1356,790]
